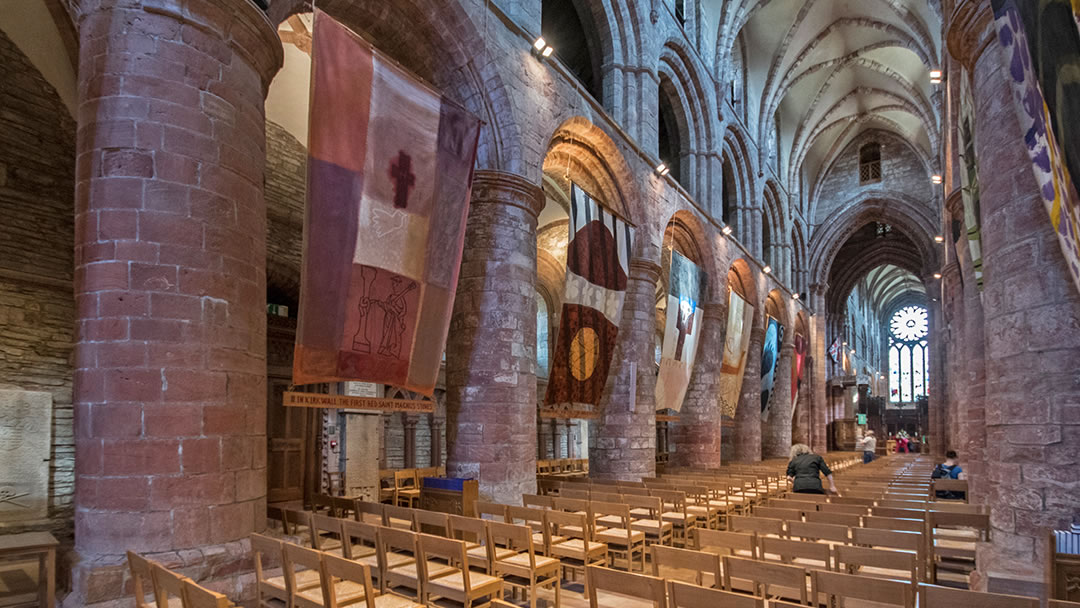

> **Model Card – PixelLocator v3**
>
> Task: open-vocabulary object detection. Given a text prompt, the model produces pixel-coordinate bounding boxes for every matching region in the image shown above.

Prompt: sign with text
[539,408,599,420]
[284,391,434,412]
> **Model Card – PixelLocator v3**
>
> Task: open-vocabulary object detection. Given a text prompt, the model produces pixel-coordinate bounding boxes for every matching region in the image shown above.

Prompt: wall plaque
[0,390,52,522]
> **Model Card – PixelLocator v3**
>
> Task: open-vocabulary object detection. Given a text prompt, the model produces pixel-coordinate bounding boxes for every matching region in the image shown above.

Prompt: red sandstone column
[589,259,660,480]
[949,0,1080,595]
[733,325,764,461]
[670,301,726,468]
[810,284,829,451]
[445,171,541,503]
[71,0,280,602]
[762,337,794,458]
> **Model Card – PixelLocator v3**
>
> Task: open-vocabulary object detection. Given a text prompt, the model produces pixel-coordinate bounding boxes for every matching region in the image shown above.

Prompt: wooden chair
[623,494,675,548]
[412,508,451,537]
[311,513,345,555]
[804,511,862,527]
[834,544,918,583]
[418,533,503,608]
[810,567,914,607]
[758,536,832,571]
[930,479,968,502]
[818,503,870,517]
[666,580,763,608]
[490,521,561,608]
[356,501,385,524]
[284,542,343,608]
[507,505,548,547]
[394,470,420,508]
[863,515,924,533]
[313,494,337,516]
[592,501,647,571]
[651,545,721,588]
[321,553,424,608]
[451,513,515,573]
[720,556,807,605]
[127,551,162,608]
[918,583,1039,608]
[383,504,416,530]
[341,519,381,569]
[184,580,233,608]
[585,565,667,608]
[851,527,924,580]
[523,494,554,510]
[379,469,397,504]
[378,527,426,599]
[546,509,607,588]
[331,496,357,521]
[696,529,757,559]
[150,563,189,608]
[729,516,784,538]
[477,500,508,522]
[650,489,699,547]
[786,521,849,546]
[251,533,320,607]
[929,510,989,581]
[283,509,314,538]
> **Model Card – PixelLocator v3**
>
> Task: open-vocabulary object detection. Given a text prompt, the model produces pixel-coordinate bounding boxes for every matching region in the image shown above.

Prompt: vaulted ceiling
[731,0,942,192]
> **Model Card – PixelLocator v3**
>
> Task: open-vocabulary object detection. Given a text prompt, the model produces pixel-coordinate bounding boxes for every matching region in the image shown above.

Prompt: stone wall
[0,30,77,545]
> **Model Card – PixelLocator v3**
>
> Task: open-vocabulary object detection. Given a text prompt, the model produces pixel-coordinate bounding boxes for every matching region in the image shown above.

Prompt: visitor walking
[858,430,877,463]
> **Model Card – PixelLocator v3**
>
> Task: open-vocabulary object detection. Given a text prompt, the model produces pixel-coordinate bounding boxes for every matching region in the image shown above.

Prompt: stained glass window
[889,305,928,403]
[536,291,549,376]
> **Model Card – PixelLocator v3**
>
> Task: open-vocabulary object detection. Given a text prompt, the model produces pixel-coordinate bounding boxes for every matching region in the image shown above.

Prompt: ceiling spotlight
[933,272,943,279]
[792,293,800,301]
[931,174,943,184]
[762,265,772,274]
[842,341,847,346]
[722,225,733,236]
[532,37,554,60]
[655,162,670,177]
[929,69,943,84]
[934,235,945,243]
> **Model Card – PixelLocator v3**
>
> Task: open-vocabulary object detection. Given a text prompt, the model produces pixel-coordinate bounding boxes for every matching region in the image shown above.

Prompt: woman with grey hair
[786,444,839,495]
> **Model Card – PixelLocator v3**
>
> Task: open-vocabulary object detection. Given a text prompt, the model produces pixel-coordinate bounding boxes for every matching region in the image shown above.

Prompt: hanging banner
[655,251,708,413]
[828,336,841,363]
[718,290,754,418]
[791,333,806,416]
[760,315,785,422]
[293,12,481,394]
[991,0,1080,296]
[544,184,634,415]
[957,69,985,289]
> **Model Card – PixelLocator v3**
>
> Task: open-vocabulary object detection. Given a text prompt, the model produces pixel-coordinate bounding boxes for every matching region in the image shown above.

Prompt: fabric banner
[544,184,634,413]
[828,336,841,363]
[718,290,754,418]
[655,251,708,413]
[992,0,1080,296]
[760,315,785,422]
[293,12,481,394]
[791,333,806,417]
[958,68,984,289]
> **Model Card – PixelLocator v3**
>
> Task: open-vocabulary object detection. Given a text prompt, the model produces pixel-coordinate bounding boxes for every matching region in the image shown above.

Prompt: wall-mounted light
[722,225,733,236]
[842,341,847,346]
[934,235,945,243]
[762,265,772,274]
[933,272,943,279]
[655,162,670,177]
[532,37,554,60]
[931,174,943,184]
[850,348,856,354]
[929,69,943,84]
[792,293,800,301]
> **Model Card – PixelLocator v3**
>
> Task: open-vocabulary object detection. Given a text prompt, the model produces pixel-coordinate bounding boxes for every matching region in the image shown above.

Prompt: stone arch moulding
[659,209,718,300]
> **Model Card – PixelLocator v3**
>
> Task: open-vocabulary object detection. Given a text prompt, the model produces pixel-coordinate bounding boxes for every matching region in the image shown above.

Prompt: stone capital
[470,170,545,219]
[628,258,663,284]
[945,189,965,217]
[702,300,727,320]
[946,0,997,71]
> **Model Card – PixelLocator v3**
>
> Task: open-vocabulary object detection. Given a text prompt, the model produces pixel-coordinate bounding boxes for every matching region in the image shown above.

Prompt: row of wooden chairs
[537,458,588,478]
[378,467,446,507]
[127,552,233,608]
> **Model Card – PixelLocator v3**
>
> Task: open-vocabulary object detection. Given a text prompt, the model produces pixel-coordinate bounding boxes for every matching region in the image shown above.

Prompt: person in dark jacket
[786,444,839,495]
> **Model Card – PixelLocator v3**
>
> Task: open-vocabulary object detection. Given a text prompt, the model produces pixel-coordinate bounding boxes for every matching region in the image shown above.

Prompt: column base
[65,539,255,607]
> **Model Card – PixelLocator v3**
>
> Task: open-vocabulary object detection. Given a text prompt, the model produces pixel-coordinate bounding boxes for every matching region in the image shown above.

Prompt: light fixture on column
[532,37,554,60]
[722,225,733,236]
[655,162,670,177]
[929,69,943,84]
[762,265,772,274]
[792,293,800,300]
[931,174,943,184]
[934,235,945,243]
[842,341,847,346]
[933,272,943,279]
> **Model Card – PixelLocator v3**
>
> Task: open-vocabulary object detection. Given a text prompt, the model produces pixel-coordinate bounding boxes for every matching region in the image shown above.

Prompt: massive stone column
[949,0,1080,596]
[590,259,660,480]
[670,301,726,468]
[810,284,829,451]
[445,171,542,504]
[71,0,280,603]
[762,338,795,458]
[733,326,764,461]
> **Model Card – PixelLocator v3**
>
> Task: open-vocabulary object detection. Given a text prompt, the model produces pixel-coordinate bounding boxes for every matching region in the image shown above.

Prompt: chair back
[811,569,914,608]
[863,515,925,533]
[585,565,667,608]
[729,515,784,537]
[755,507,803,522]
[311,513,344,551]
[331,496,356,520]
[489,521,537,566]
[322,554,378,608]
[787,520,850,545]
[650,545,720,587]
[721,555,807,604]
[354,500,383,524]
[759,536,833,570]
[394,469,417,490]
[413,508,451,536]
[150,563,188,608]
[666,580,763,608]
[341,519,379,561]
[283,542,326,604]
[383,504,416,530]
[696,528,757,559]
[919,584,1039,608]
[448,513,488,547]
[805,510,862,527]
[313,493,336,515]
[282,508,312,537]
[184,580,232,608]
[418,533,469,584]
[477,500,508,522]
[249,533,283,588]
[835,544,917,582]
[126,551,155,608]
[523,494,553,509]
[379,526,419,557]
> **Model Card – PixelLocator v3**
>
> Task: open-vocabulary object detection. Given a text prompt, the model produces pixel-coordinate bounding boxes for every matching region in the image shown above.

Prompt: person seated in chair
[787,444,839,495]
[933,450,966,499]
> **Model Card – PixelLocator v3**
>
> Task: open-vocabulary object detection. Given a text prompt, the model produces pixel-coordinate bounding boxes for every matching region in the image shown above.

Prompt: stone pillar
[445,171,542,504]
[670,301,726,468]
[430,417,443,467]
[403,416,418,469]
[589,259,660,480]
[762,339,795,458]
[810,285,829,451]
[733,326,764,462]
[949,0,1080,595]
[566,420,575,459]
[70,0,280,603]
[537,417,552,459]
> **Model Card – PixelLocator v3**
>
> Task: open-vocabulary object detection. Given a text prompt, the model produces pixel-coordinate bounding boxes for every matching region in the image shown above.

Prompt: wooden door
[267,376,307,503]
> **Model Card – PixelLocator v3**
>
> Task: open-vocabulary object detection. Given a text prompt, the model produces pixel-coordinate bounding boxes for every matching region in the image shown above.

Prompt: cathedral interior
[0,0,1078,606]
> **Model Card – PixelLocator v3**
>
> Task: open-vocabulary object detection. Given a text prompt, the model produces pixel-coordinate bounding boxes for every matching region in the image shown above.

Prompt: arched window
[769,111,781,174]
[859,142,881,184]
[761,211,772,265]
[542,0,603,103]
[722,160,737,224]
[674,0,686,25]
[888,305,928,403]
[658,76,684,186]
[729,33,747,123]
[536,291,550,376]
